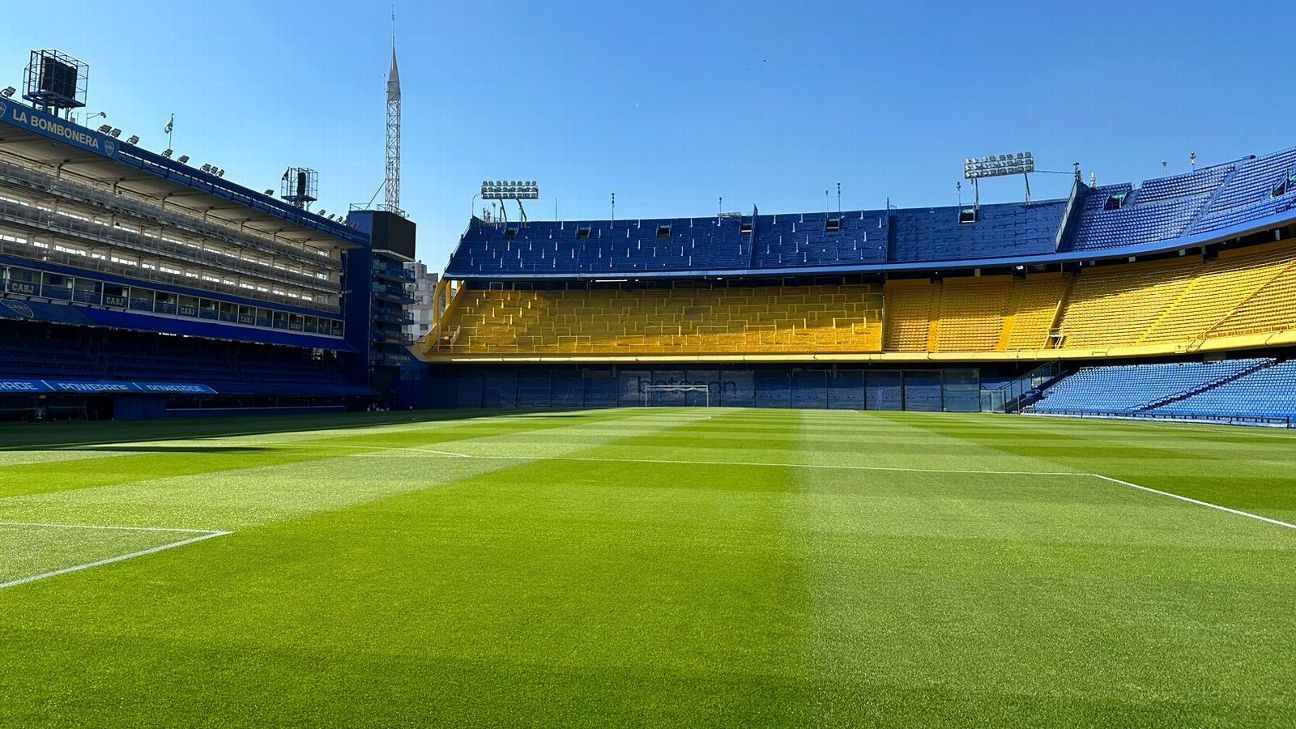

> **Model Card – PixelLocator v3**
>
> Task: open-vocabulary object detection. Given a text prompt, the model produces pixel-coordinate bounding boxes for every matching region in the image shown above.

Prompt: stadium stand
[428,236,1296,360]
[888,201,1065,262]
[1153,360,1296,421]
[439,283,885,355]
[1193,147,1296,234]
[417,145,1296,421]
[0,96,416,419]
[1032,359,1271,414]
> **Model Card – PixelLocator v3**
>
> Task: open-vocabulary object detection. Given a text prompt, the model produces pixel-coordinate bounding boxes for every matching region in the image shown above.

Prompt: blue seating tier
[1154,360,1296,420]
[1034,360,1266,414]
[1192,147,1296,234]
[889,201,1065,262]
[0,319,354,394]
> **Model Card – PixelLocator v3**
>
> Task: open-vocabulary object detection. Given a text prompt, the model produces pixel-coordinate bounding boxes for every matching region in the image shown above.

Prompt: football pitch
[1,408,1293,727]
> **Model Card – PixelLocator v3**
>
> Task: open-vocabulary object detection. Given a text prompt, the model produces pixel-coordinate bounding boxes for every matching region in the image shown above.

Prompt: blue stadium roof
[444,146,1296,280]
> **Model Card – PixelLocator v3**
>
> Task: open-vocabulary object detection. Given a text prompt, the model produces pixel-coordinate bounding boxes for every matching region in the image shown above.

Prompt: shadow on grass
[0,408,602,452]
[61,446,271,454]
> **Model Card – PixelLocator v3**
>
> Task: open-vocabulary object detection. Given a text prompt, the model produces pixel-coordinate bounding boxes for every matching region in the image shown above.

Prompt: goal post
[642,383,711,407]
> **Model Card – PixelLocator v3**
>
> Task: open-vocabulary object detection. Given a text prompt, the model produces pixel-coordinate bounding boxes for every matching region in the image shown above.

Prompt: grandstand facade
[416,147,1296,420]
[0,96,414,420]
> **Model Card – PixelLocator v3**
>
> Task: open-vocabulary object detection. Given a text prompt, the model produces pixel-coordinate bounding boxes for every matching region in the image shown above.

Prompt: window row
[1,265,344,337]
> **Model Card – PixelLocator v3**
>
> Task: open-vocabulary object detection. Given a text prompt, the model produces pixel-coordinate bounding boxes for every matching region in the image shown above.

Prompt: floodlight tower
[481,180,540,223]
[383,39,402,214]
[962,151,1036,212]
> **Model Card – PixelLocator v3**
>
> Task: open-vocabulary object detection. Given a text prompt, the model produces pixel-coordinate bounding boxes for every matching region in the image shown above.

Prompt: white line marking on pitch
[0,522,232,591]
[1090,474,1296,532]
[0,520,225,534]
[283,447,1296,533]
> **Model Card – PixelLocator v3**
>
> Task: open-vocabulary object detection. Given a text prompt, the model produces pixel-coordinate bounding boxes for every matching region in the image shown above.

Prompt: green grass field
[1,408,1293,727]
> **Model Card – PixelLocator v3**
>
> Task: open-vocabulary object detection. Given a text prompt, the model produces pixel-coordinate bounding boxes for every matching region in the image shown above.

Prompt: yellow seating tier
[437,284,885,355]
[422,240,1296,359]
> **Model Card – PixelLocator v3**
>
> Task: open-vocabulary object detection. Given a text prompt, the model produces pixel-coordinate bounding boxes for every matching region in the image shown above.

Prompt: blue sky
[1,0,1290,270]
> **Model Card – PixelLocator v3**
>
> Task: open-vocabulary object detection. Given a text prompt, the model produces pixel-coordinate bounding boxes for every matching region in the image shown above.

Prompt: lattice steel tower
[384,42,402,214]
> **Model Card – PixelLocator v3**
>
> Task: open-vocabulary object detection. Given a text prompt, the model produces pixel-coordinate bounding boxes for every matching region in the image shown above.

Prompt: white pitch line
[304,447,1296,533]
[1091,474,1296,532]
[0,520,227,535]
[0,528,231,591]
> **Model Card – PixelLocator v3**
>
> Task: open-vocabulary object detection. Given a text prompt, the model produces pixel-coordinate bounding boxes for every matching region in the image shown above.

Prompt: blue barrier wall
[425,365,987,411]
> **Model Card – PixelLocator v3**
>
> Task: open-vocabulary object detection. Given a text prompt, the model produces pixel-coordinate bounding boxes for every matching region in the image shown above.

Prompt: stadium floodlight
[264,189,274,195]
[177,155,189,164]
[481,179,539,200]
[963,151,1034,179]
[161,149,173,158]
[109,128,121,138]
[97,124,111,133]
[216,169,225,178]
[126,135,139,144]
[0,87,14,98]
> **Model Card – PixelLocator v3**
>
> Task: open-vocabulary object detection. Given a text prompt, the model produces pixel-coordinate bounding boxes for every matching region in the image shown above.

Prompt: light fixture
[481,179,540,200]
[264,189,274,195]
[200,164,211,172]
[177,155,189,164]
[126,135,139,144]
[161,149,173,158]
[97,124,112,133]
[0,87,14,98]
[109,128,121,138]
[963,152,1034,180]
[215,169,224,178]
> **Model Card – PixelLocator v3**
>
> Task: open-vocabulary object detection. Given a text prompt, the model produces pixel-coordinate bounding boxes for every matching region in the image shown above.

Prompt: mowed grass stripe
[0,409,669,500]
[0,410,710,533]
[787,419,1295,726]
[0,409,1293,727]
[1,409,816,726]
[872,411,1296,519]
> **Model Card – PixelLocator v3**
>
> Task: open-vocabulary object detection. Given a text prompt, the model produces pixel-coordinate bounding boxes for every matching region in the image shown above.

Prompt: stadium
[2,12,1296,728]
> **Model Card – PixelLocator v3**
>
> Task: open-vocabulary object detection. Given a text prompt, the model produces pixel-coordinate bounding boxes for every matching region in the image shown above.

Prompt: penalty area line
[1091,474,1296,532]
[0,525,232,591]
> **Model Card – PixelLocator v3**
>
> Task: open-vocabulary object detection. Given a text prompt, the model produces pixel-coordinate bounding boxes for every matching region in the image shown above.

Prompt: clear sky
[1,0,1290,270]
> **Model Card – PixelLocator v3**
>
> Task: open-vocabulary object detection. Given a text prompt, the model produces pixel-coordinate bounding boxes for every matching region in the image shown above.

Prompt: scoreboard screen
[37,56,79,101]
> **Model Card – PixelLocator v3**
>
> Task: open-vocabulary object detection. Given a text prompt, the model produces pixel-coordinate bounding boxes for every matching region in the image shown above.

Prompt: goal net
[642,383,711,407]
